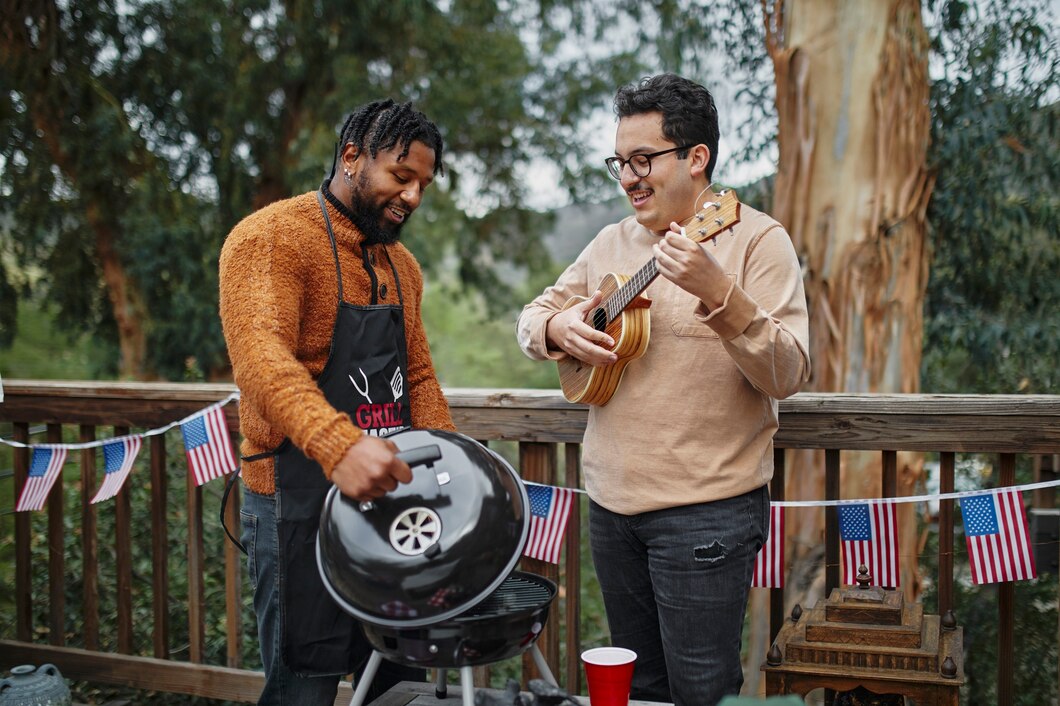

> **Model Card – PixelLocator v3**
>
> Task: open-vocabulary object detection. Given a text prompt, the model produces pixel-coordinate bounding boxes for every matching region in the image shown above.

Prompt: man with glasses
[517,74,810,705]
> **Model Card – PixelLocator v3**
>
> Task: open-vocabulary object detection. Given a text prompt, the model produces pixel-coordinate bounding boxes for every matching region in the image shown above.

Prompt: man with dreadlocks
[219,99,455,704]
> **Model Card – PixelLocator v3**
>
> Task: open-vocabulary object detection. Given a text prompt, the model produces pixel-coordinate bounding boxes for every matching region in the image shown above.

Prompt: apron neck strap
[317,188,406,307]
[316,190,345,303]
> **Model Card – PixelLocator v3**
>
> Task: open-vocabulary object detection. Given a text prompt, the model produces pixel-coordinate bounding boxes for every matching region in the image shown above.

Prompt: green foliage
[922,0,1060,394]
[0,0,765,380]
[0,297,100,379]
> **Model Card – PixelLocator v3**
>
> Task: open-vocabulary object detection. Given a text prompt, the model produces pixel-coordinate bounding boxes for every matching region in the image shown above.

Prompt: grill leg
[530,644,558,686]
[435,668,448,699]
[460,666,475,706]
[348,650,384,706]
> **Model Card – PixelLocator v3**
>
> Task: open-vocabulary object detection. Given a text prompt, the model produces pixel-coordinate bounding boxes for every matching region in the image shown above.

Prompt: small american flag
[752,504,785,588]
[16,446,68,512]
[523,484,574,564]
[181,405,237,486]
[91,436,143,504]
[839,500,900,587]
[960,489,1036,585]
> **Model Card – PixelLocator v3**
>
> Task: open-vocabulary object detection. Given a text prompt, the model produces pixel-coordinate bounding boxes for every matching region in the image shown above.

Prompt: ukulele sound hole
[591,307,607,332]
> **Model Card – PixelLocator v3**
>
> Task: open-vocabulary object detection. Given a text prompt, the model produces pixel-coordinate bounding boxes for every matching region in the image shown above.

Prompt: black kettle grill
[317,429,559,706]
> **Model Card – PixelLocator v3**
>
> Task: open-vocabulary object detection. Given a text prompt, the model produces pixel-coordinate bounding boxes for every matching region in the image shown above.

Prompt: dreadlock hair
[614,74,720,183]
[337,99,445,176]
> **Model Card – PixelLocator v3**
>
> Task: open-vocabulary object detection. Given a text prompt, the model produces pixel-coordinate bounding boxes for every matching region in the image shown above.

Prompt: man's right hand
[545,291,619,367]
[330,435,413,502]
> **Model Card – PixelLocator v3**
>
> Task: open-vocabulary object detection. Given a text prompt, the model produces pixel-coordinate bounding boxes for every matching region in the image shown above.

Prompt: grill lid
[316,429,529,627]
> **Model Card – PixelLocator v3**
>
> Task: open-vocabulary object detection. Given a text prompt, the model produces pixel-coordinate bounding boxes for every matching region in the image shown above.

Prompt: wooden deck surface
[367,680,671,705]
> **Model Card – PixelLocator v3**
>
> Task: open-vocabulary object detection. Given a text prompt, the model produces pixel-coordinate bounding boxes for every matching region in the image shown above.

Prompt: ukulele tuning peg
[714,217,724,226]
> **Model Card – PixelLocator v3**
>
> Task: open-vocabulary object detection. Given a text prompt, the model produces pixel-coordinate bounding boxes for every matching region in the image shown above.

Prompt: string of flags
[0,391,576,566]
[751,491,1035,589]
[0,395,1044,582]
[538,482,1043,583]
[2,393,241,511]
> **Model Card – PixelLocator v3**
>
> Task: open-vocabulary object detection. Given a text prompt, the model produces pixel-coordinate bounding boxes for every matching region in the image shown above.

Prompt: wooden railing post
[518,441,560,685]
[824,449,841,594]
[13,422,31,642]
[769,447,786,643]
[998,453,1016,706]
[187,474,205,663]
[114,426,133,654]
[562,442,583,693]
[150,433,170,658]
[937,452,955,621]
[46,423,64,647]
[79,424,99,651]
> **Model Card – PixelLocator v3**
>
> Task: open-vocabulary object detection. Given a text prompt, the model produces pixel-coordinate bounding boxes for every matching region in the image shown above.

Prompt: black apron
[261,190,413,675]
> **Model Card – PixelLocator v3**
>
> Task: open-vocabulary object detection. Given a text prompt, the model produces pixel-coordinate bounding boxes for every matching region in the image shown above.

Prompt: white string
[0,391,241,451]
[522,478,1059,505]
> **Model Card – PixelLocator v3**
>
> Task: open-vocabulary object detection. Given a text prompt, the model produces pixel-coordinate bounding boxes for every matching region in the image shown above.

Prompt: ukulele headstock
[680,189,742,244]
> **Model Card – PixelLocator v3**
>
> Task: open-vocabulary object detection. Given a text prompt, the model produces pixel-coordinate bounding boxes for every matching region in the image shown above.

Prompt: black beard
[348,171,404,246]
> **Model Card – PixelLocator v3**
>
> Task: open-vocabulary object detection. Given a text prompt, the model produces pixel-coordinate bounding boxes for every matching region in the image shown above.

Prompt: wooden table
[368,680,671,705]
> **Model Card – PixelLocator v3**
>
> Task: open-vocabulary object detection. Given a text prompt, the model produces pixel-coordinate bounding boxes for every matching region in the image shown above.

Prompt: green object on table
[718,696,804,705]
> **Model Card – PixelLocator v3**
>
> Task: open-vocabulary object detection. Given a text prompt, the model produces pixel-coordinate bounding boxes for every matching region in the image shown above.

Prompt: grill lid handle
[397,444,442,469]
[358,444,444,512]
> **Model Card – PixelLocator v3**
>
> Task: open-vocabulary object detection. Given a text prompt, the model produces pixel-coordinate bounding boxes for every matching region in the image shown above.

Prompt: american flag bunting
[960,489,1036,585]
[752,503,785,588]
[91,436,143,504]
[16,446,68,512]
[523,484,574,564]
[181,405,237,486]
[839,500,900,587]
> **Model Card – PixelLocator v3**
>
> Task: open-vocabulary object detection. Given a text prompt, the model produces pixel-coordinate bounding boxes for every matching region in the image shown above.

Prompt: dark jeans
[241,489,423,705]
[589,485,768,706]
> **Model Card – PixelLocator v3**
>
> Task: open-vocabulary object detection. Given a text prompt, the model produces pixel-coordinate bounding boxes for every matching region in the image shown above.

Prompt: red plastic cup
[581,646,637,706]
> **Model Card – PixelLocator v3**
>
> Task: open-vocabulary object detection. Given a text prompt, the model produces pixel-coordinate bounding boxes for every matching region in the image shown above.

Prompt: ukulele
[557,189,742,406]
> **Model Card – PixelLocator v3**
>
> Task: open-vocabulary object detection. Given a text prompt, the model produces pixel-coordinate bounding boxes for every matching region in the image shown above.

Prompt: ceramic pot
[0,664,72,706]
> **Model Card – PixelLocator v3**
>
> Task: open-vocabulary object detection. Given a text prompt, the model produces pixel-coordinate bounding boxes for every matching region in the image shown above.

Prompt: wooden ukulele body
[557,272,651,406]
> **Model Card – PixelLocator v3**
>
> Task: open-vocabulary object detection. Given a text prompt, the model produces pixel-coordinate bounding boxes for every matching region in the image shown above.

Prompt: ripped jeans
[588,485,768,706]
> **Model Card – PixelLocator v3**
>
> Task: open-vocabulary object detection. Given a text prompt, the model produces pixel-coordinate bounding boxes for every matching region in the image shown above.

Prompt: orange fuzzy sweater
[219,189,454,495]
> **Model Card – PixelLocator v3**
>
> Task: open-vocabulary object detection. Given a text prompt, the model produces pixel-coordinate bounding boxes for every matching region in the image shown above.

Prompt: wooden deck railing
[1,381,1059,704]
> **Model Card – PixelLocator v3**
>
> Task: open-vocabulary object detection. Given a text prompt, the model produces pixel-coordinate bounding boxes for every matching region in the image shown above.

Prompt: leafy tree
[922,0,1060,395]
[1,0,760,380]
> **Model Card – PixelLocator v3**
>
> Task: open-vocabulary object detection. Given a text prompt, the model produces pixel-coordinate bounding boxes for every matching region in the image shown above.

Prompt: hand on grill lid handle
[330,437,443,504]
[330,435,412,502]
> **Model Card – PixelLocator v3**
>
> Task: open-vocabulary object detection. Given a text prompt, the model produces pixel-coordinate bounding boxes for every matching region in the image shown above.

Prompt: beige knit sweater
[219,190,454,495]
[517,205,810,515]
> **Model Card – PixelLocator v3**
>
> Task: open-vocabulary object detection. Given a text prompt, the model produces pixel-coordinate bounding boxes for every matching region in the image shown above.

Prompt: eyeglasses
[604,144,695,180]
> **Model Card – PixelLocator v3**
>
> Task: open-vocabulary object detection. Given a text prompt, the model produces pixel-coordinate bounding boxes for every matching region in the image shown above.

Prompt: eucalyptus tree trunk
[744,0,933,692]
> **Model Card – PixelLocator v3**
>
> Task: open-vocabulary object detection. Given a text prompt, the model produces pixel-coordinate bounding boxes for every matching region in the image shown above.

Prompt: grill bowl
[359,572,557,668]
